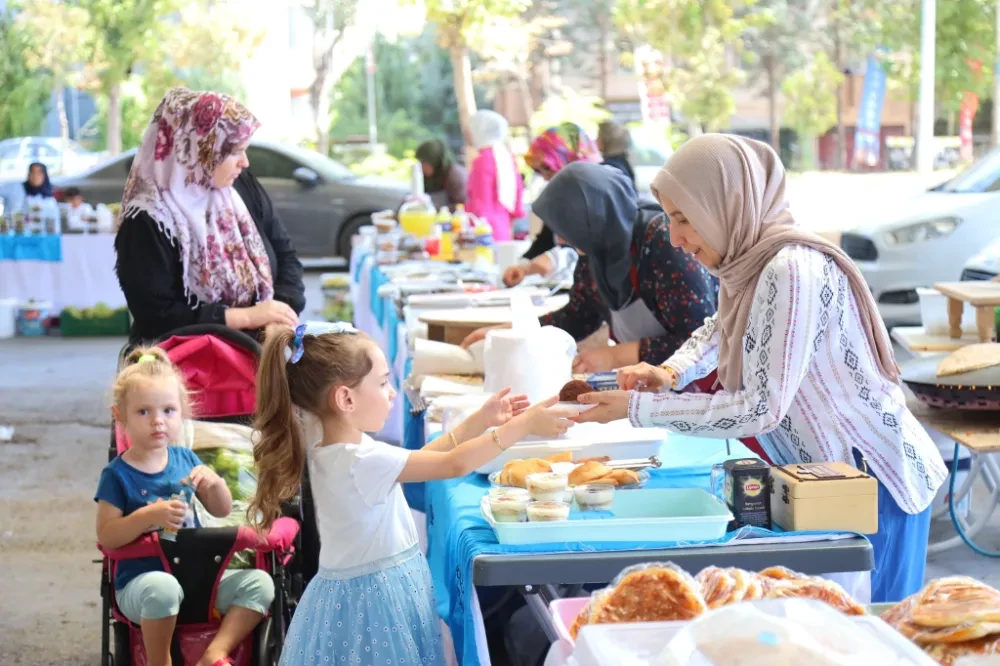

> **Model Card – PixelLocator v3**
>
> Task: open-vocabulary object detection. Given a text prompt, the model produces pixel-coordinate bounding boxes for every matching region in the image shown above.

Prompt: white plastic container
[568,613,937,666]
[474,421,667,474]
[918,287,977,335]
[481,487,732,546]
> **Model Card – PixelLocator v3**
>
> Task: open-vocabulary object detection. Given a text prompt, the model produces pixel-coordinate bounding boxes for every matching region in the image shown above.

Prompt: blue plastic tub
[481,487,733,546]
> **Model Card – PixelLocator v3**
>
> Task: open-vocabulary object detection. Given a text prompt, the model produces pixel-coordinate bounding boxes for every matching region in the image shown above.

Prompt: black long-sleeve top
[115,170,306,342]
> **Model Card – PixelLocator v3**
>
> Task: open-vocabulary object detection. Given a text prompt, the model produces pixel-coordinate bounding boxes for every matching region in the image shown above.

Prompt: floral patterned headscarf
[121,87,274,309]
[524,122,601,175]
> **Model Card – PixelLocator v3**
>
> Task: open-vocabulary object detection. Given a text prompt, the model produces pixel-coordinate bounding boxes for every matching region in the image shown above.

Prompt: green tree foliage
[0,12,51,139]
[783,51,844,169]
[17,0,92,162]
[331,29,462,158]
[612,0,753,133]
[740,0,824,151]
[419,0,532,146]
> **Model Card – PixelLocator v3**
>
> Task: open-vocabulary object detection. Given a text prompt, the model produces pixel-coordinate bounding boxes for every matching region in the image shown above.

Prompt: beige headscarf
[650,134,898,391]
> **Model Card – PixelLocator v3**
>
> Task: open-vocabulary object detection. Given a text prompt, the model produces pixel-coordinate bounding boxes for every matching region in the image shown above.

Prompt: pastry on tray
[881,576,1000,664]
[588,566,707,627]
[765,579,867,616]
[568,461,640,487]
[559,379,595,403]
[498,458,551,488]
[545,451,574,464]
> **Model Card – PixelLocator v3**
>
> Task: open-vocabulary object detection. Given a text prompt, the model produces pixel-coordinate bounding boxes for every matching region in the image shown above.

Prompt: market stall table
[908,396,1000,555]
[0,233,126,310]
[424,463,874,666]
[934,281,1000,342]
[419,298,569,345]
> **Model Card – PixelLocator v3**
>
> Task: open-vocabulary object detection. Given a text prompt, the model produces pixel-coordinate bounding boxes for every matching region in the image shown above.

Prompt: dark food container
[901,353,1000,411]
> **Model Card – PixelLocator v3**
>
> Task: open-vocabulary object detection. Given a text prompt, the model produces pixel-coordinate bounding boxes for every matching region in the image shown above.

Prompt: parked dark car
[0,140,408,258]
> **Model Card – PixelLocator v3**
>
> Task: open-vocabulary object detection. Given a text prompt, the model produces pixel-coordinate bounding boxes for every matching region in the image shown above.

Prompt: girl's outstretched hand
[476,387,530,430]
[513,395,575,439]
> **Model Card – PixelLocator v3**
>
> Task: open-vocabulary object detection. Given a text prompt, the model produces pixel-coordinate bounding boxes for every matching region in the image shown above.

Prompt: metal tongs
[604,456,661,471]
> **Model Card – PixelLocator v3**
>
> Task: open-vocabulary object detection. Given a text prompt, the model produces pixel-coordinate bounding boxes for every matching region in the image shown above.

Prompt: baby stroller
[98,325,311,666]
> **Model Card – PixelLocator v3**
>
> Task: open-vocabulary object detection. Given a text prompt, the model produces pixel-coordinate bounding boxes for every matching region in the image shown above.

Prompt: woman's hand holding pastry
[617,362,677,392]
[573,390,631,424]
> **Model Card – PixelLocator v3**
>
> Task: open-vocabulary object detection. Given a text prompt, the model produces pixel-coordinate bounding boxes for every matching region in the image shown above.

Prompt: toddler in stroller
[97,327,301,666]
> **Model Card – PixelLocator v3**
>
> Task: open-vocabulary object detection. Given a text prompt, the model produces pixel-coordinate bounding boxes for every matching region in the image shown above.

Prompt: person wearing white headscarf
[576,134,946,604]
[465,110,524,241]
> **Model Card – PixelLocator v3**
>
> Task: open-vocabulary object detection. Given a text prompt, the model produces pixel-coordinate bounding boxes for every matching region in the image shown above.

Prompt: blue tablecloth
[0,234,62,261]
[426,467,863,666]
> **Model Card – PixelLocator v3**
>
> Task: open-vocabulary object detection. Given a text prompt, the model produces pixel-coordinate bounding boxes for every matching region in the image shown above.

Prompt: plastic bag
[656,599,927,666]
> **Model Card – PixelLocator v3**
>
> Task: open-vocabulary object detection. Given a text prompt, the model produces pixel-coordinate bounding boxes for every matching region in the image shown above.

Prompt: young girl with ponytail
[248,322,571,665]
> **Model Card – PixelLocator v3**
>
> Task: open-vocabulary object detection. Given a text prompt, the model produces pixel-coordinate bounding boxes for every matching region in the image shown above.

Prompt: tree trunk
[450,44,477,159]
[517,75,534,138]
[311,68,332,156]
[687,120,703,137]
[834,21,847,170]
[946,111,956,136]
[107,81,122,156]
[765,53,780,153]
[55,84,69,174]
[597,14,609,102]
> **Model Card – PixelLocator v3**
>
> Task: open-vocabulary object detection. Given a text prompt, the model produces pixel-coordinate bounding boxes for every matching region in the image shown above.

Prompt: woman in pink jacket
[465,110,524,241]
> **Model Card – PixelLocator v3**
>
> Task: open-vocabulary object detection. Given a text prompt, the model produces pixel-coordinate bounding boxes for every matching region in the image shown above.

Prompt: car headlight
[884,217,961,246]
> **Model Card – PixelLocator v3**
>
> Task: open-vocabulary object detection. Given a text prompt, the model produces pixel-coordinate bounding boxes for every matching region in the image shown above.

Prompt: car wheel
[336,214,372,259]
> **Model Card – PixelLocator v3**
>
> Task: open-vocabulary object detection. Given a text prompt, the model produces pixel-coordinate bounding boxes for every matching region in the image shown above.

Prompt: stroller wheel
[253,614,280,666]
[112,622,131,666]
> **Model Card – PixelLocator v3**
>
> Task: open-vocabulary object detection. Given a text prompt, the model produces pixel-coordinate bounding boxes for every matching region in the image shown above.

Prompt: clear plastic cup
[525,472,569,502]
[489,492,531,523]
[527,500,571,522]
[574,483,615,511]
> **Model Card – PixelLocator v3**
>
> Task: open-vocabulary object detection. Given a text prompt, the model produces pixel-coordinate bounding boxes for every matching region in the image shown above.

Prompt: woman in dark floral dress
[463,162,718,373]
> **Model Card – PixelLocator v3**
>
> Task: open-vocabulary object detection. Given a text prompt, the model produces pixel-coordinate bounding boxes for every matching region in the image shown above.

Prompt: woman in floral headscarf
[115,87,305,342]
[503,122,602,287]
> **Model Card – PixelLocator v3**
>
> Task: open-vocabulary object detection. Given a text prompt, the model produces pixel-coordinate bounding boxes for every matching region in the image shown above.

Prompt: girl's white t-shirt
[308,435,418,571]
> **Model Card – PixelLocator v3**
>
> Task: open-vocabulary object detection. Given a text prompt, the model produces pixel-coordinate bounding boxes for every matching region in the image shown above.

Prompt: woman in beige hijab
[576,134,946,604]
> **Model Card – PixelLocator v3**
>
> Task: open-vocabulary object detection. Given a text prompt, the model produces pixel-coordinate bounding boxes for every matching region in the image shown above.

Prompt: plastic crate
[60,308,131,337]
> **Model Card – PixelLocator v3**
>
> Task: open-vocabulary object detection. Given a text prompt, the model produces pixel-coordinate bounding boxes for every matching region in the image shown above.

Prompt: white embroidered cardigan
[628,245,947,514]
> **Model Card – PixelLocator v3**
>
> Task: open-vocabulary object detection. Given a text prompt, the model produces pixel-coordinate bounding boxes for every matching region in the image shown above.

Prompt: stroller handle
[100,516,300,561]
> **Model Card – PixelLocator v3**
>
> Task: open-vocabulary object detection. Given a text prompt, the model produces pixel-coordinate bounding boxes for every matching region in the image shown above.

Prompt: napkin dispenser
[769,462,878,534]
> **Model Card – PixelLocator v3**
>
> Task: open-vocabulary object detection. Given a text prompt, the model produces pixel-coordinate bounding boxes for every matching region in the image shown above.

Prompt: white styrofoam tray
[480,487,732,546]
[475,420,667,474]
[568,614,938,666]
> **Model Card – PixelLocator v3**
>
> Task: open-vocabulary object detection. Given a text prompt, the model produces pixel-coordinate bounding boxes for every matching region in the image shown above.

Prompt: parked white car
[840,147,1000,326]
[961,236,1000,281]
[0,136,100,181]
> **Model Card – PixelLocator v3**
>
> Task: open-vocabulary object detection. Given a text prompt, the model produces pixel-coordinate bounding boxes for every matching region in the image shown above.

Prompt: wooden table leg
[976,305,995,343]
[948,297,965,339]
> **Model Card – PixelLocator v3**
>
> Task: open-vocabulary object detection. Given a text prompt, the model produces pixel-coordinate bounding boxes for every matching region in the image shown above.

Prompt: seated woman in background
[503,122,602,288]
[415,138,467,211]
[465,110,524,242]
[23,161,54,199]
[115,87,306,343]
[597,120,636,188]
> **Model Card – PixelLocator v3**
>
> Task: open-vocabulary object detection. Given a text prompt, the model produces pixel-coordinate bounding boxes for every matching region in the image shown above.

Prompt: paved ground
[3,170,996,666]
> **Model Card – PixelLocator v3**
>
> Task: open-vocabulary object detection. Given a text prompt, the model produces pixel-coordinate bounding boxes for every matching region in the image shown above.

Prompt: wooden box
[769,462,878,534]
